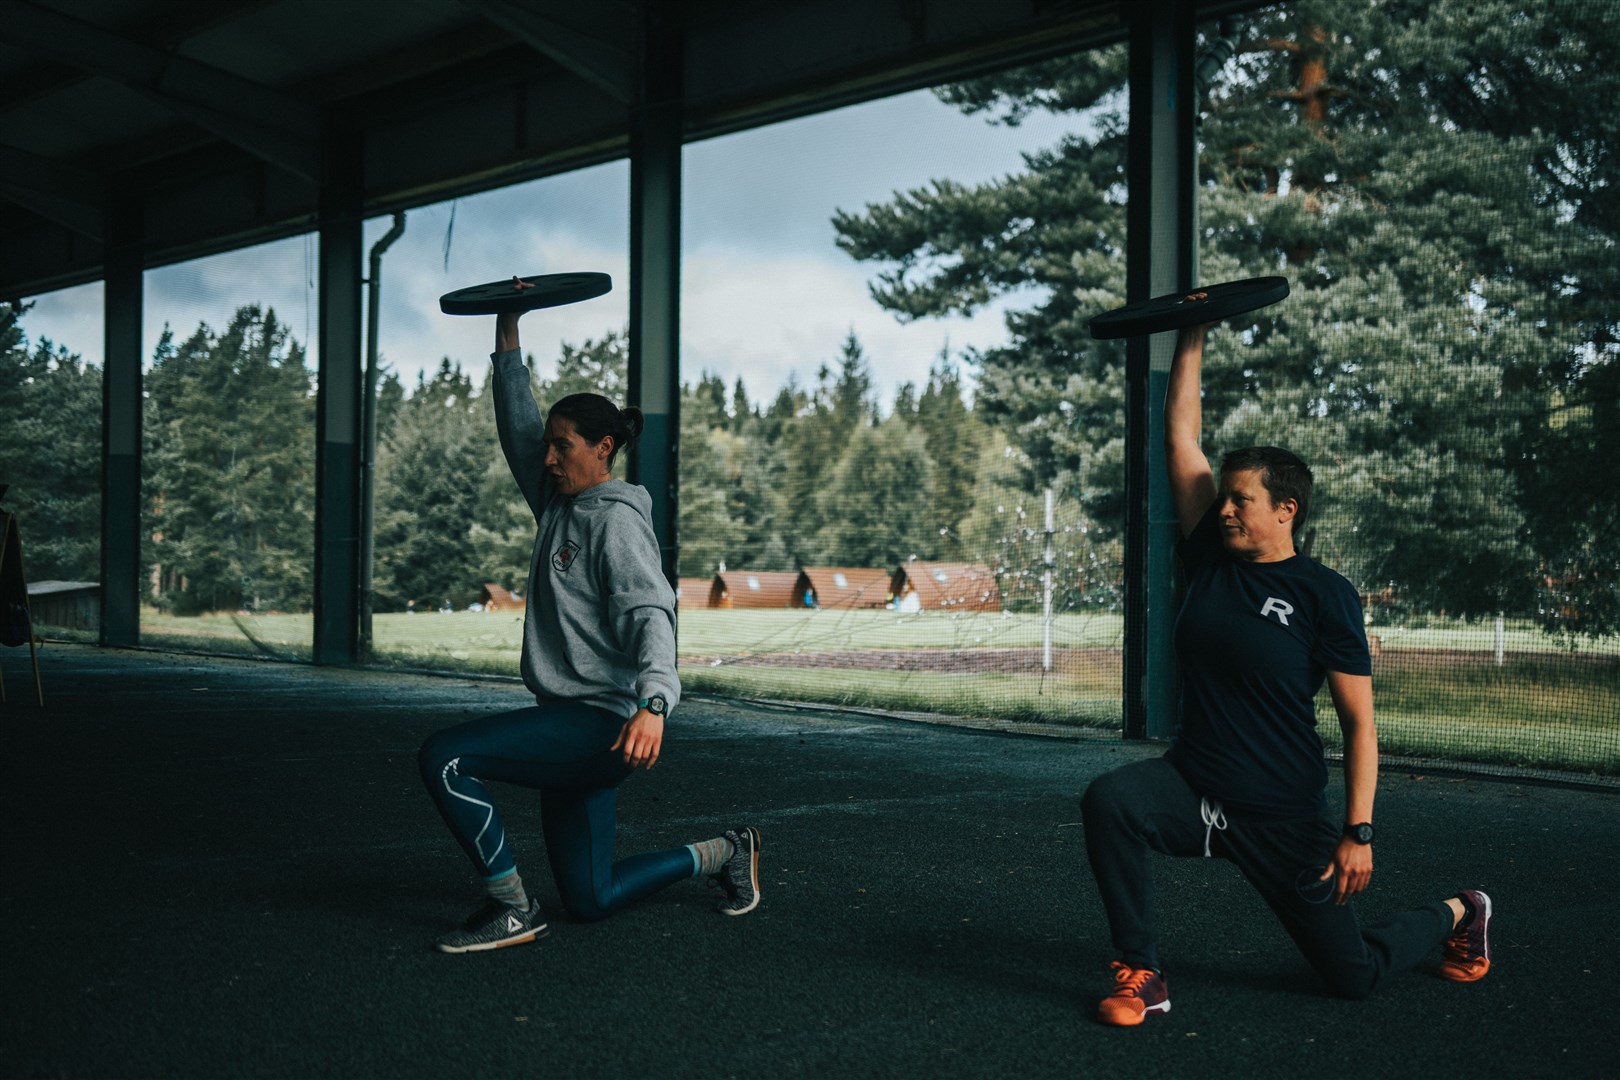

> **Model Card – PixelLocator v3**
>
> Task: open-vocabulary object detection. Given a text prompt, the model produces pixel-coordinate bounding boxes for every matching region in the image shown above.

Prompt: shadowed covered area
[1,644,1612,1078]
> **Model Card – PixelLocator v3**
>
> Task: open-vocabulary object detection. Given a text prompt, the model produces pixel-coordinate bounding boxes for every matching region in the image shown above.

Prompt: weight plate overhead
[439,272,612,315]
[1088,276,1290,339]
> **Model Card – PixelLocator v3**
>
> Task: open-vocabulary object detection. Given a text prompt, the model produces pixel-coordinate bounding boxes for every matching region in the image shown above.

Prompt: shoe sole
[1096,999,1170,1027]
[720,827,761,916]
[435,923,550,954]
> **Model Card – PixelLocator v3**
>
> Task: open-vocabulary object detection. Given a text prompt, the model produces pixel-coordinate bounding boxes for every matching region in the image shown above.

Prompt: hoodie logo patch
[552,539,582,573]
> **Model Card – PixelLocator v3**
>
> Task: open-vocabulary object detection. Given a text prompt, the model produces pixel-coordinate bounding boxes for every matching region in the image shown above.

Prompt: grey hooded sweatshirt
[491,348,680,719]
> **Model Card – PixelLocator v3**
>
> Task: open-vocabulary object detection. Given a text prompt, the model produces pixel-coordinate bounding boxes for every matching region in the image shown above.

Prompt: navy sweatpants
[1081,755,1453,999]
[418,701,694,921]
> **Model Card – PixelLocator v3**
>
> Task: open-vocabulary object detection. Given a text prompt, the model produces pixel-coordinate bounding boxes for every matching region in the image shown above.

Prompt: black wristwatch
[639,694,668,717]
[1343,822,1375,845]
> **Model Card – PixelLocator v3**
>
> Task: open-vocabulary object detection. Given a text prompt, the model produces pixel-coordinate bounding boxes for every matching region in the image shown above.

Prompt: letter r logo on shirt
[1260,596,1294,625]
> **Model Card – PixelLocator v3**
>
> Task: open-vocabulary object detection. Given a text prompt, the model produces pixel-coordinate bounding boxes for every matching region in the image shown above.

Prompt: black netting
[676,1,1619,780]
[139,239,319,660]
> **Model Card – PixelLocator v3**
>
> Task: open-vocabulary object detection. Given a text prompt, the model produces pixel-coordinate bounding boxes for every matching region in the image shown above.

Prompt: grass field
[74,607,1620,775]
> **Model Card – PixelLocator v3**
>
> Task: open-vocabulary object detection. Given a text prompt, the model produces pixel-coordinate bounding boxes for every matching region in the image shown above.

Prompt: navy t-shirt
[1166,504,1371,818]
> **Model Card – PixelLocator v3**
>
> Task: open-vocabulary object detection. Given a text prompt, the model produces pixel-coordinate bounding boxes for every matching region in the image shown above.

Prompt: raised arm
[1165,316,1218,538]
[491,304,551,517]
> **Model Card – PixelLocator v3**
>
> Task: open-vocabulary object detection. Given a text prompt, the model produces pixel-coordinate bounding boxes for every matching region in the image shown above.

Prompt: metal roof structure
[0,0,1260,740]
[0,0,1150,299]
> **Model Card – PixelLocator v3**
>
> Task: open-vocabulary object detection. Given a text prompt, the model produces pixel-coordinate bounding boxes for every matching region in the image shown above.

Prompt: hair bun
[621,406,645,441]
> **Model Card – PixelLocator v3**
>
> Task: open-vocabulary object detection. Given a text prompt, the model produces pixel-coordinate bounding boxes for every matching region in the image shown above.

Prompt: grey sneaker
[434,898,548,954]
[711,826,761,916]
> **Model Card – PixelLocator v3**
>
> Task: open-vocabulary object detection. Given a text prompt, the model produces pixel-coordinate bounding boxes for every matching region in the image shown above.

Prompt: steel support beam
[0,144,106,241]
[626,3,682,587]
[1122,0,1197,740]
[100,191,141,647]
[461,0,633,105]
[312,129,363,665]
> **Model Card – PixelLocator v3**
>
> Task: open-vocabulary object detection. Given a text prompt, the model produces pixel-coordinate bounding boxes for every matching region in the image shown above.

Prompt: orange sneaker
[1096,961,1171,1026]
[1438,889,1493,982]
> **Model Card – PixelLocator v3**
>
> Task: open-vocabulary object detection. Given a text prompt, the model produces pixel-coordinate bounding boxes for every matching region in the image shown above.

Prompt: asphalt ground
[1,643,1614,1079]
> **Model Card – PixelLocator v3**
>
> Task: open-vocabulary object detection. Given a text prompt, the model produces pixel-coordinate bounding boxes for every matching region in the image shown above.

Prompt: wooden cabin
[711,570,802,609]
[676,577,715,608]
[889,561,1001,612]
[25,581,100,631]
[478,583,522,611]
[795,567,890,609]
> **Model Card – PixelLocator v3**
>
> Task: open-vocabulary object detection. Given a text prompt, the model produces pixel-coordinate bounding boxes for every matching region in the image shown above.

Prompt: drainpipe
[359,212,406,657]
[1194,19,1239,107]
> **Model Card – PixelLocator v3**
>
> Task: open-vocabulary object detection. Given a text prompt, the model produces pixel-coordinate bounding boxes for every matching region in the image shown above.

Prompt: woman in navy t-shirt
[1080,305,1494,1026]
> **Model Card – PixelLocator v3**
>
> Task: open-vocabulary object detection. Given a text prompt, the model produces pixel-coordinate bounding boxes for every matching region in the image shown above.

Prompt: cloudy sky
[19,86,1079,408]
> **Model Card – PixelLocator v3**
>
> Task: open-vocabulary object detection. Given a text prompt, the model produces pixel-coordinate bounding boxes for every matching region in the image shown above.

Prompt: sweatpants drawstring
[1200,797,1227,858]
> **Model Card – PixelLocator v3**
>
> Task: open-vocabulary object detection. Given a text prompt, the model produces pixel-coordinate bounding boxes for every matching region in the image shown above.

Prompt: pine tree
[0,302,102,582]
[678,372,740,577]
[729,378,752,433]
[536,332,628,406]
[811,417,938,568]
[373,359,485,610]
[776,333,879,566]
[144,306,315,614]
[914,354,982,560]
[465,366,533,600]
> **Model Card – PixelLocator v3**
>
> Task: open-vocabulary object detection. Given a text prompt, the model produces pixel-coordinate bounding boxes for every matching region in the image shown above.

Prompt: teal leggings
[418,702,694,921]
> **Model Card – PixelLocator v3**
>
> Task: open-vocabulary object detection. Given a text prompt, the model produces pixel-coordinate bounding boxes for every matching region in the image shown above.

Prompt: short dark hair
[1219,446,1313,534]
[548,393,644,467]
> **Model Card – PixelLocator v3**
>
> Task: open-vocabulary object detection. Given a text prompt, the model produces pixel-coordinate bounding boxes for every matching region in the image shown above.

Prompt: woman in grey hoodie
[418,296,760,954]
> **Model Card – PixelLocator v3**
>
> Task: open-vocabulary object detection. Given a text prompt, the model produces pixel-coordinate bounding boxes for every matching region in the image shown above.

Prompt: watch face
[1350,823,1375,844]
[646,694,667,715]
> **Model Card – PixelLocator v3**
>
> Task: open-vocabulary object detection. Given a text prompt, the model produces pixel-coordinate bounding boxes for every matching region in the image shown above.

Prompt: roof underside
[0,0,1197,300]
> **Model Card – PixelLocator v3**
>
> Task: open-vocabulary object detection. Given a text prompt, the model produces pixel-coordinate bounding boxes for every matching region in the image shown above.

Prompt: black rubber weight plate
[439,272,613,315]
[1088,276,1290,339]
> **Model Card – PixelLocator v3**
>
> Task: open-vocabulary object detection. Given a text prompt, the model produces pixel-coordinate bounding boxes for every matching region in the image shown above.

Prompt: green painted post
[101,192,142,647]
[313,130,363,665]
[1123,0,1196,739]
[627,2,683,589]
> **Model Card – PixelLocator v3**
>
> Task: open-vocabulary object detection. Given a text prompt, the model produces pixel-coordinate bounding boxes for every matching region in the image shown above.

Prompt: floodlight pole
[1043,487,1054,672]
